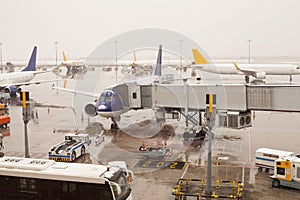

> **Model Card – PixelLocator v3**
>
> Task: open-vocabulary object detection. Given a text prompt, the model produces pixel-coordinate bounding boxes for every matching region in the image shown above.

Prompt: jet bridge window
[132,92,137,99]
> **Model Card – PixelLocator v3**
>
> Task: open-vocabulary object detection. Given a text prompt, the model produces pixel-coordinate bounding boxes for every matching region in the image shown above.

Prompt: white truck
[108,161,134,184]
[271,156,300,190]
[255,148,295,172]
[49,133,91,162]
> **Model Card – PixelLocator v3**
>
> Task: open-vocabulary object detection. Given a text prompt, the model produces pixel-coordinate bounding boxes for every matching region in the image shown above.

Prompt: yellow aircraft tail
[232,62,241,71]
[62,51,67,62]
[133,51,137,62]
[192,49,209,64]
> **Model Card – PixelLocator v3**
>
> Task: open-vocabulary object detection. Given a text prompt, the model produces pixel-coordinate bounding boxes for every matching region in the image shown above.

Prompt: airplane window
[105,96,112,101]
[133,93,137,99]
[99,96,105,101]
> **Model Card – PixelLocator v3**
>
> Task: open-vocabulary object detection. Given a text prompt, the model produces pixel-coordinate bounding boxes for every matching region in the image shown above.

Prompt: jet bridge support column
[21,92,31,158]
[184,78,189,127]
[182,78,202,127]
[205,94,216,196]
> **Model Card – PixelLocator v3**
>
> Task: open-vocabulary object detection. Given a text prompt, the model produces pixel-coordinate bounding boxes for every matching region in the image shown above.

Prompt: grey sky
[1,0,300,61]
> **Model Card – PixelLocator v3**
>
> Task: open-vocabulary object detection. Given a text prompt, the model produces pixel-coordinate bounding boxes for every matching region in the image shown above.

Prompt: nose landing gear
[110,117,119,130]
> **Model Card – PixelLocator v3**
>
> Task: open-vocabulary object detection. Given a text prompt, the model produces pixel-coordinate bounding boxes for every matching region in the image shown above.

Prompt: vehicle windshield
[65,136,72,141]
[109,171,131,200]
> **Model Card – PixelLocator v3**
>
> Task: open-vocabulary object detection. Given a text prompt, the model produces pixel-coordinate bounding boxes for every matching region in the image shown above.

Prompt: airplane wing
[34,66,61,75]
[52,86,99,98]
[232,62,265,77]
[0,79,59,89]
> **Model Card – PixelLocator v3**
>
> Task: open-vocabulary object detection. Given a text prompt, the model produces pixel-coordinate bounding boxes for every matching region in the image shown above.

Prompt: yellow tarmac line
[131,159,140,168]
[181,162,189,179]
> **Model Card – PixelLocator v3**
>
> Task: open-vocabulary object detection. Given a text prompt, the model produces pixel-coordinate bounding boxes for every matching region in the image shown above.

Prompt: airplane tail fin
[62,51,67,62]
[232,62,241,71]
[154,45,162,76]
[192,49,209,64]
[133,51,137,62]
[22,46,37,72]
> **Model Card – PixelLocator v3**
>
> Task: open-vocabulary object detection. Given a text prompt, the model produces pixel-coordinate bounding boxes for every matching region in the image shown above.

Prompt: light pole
[114,41,118,84]
[54,41,58,66]
[0,43,3,74]
[180,40,183,68]
[54,42,58,95]
[247,40,251,64]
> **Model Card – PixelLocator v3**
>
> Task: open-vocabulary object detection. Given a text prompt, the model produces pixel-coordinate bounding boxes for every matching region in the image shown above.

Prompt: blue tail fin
[154,44,162,76]
[22,46,37,72]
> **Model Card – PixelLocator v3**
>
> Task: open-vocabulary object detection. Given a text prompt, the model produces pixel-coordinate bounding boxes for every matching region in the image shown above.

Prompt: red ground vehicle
[0,116,10,129]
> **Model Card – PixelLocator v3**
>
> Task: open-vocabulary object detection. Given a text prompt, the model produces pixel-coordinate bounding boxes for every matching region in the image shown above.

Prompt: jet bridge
[137,83,300,128]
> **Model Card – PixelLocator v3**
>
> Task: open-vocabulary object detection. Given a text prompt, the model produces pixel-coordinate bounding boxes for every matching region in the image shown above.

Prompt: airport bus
[255,148,295,172]
[0,157,132,200]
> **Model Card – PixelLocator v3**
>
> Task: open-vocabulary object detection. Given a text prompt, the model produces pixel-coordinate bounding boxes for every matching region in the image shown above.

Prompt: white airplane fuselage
[0,72,35,85]
[61,60,85,67]
[195,63,300,75]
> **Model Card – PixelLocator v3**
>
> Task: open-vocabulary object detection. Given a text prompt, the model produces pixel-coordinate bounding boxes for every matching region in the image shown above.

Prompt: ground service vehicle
[49,133,91,162]
[139,146,172,159]
[0,115,10,128]
[0,104,9,115]
[271,156,300,190]
[108,161,134,183]
[0,157,132,200]
[255,148,295,172]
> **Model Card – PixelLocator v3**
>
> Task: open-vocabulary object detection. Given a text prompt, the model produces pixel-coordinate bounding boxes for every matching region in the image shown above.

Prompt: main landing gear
[245,75,250,84]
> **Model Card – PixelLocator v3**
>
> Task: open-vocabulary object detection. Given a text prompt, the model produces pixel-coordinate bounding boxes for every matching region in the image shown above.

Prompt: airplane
[61,51,86,68]
[121,51,153,77]
[192,49,300,83]
[59,51,88,78]
[53,45,163,130]
[0,46,57,98]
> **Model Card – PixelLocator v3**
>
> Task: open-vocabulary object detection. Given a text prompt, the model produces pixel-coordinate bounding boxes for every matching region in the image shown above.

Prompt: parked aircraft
[0,46,57,97]
[110,50,155,77]
[60,51,87,78]
[192,49,300,83]
[61,51,86,67]
[53,45,163,129]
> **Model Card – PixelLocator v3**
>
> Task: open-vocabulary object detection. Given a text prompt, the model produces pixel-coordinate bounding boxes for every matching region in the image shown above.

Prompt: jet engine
[254,72,266,79]
[4,86,22,96]
[85,103,98,117]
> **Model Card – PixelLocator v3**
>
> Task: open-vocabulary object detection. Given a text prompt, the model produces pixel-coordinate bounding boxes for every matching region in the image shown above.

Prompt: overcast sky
[1,0,300,61]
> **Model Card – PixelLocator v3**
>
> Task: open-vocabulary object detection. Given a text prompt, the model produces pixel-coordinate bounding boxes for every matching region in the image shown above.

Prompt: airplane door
[141,86,152,108]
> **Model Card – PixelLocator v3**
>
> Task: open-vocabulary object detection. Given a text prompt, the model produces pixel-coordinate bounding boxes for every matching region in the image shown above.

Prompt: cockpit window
[99,95,105,101]
[99,90,121,102]
[106,96,112,101]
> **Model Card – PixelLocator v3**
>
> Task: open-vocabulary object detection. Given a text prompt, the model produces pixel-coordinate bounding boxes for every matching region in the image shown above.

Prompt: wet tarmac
[2,66,300,199]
